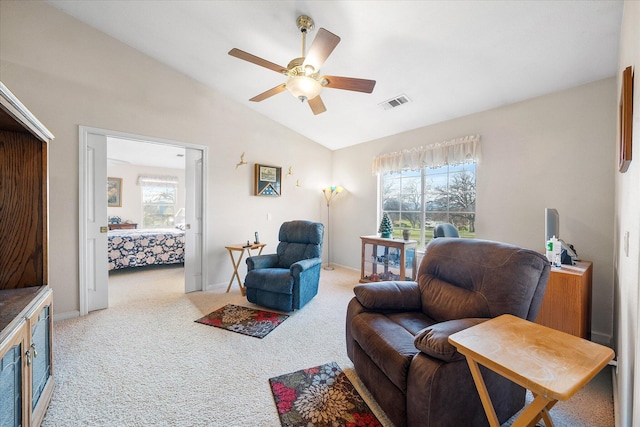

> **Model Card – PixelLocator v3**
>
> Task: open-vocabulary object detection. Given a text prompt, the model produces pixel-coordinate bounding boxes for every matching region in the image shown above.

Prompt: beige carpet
[43,265,613,426]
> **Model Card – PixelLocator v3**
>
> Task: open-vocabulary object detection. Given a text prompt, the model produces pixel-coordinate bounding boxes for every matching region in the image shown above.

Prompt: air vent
[379,94,411,111]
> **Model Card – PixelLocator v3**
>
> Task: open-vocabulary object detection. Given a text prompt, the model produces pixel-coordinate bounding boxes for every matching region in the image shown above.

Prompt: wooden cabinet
[0,81,54,426]
[108,223,137,230]
[360,236,417,283]
[535,261,592,339]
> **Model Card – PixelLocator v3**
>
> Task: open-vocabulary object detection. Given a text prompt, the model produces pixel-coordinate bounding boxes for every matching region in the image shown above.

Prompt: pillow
[414,318,488,362]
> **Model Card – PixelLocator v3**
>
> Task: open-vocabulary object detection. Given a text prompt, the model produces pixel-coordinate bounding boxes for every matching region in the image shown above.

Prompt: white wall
[0,0,332,316]
[614,2,639,426]
[106,163,186,227]
[332,78,617,346]
[0,0,631,419]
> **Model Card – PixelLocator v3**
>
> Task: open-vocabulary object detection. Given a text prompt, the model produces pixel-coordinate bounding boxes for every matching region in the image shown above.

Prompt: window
[374,135,480,249]
[381,162,476,248]
[139,175,178,228]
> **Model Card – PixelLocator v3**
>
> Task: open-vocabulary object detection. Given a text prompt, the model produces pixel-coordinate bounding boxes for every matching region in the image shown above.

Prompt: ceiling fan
[228,15,376,115]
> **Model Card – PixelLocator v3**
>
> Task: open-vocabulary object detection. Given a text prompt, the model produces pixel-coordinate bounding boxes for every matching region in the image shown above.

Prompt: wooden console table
[535,261,592,339]
[360,235,417,283]
[449,314,614,427]
[225,243,266,295]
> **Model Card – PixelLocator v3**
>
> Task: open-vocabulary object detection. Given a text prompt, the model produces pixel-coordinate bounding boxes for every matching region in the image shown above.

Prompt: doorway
[79,126,207,315]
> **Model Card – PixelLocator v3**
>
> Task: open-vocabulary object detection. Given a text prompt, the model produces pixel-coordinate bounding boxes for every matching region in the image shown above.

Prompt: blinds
[372,134,480,175]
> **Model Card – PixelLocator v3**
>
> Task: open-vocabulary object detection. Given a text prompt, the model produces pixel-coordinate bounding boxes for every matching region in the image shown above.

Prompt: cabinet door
[30,304,51,409]
[0,325,28,427]
[26,290,53,427]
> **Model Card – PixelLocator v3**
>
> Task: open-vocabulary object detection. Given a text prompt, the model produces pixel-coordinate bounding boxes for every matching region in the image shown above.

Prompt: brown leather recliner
[346,238,550,427]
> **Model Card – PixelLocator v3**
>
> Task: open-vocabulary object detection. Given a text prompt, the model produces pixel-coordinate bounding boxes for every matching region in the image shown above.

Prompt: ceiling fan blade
[228,48,288,74]
[249,84,287,102]
[303,28,340,72]
[322,75,376,93]
[308,96,327,115]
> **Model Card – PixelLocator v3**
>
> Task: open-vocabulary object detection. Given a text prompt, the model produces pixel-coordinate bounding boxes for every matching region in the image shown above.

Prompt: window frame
[139,175,179,229]
[379,162,476,249]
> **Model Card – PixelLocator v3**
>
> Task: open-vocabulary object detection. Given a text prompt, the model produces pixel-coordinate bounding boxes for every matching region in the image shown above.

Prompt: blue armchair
[244,220,324,312]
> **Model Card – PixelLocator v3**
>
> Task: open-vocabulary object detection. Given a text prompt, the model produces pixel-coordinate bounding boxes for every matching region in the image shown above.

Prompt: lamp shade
[322,185,344,206]
[286,75,322,101]
[323,186,343,194]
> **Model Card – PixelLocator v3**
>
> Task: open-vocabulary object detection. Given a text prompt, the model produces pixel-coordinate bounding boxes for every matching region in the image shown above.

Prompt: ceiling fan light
[286,75,322,101]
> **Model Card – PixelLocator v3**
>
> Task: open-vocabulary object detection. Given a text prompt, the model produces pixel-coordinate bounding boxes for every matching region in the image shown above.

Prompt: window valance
[372,134,480,175]
[137,175,179,185]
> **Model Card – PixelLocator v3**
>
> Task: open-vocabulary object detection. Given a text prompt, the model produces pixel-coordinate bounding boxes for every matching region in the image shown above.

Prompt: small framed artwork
[107,177,122,207]
[254,164,282,196]
[619,66,633,173]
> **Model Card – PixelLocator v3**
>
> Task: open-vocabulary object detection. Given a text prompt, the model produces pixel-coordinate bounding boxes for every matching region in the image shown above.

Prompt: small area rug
[269,362,382,427]
[195,304,288,338]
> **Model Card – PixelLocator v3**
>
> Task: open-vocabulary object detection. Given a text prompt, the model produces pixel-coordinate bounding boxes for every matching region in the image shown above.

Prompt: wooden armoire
[0,82,55,427]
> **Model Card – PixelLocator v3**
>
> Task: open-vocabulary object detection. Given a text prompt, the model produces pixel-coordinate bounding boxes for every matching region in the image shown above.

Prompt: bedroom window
[139,175,178,228]
[374,135,479,249]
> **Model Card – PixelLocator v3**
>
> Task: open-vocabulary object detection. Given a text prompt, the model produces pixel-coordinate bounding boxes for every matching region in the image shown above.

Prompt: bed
[108,228,185,271]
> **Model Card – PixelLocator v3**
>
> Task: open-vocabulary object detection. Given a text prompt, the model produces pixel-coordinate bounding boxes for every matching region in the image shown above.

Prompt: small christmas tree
[378,212,394,238]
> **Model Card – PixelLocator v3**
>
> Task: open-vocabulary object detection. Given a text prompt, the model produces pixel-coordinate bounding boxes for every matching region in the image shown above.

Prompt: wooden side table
[449,314,614,427]
[535,261,592,339]
[224,243,266,295]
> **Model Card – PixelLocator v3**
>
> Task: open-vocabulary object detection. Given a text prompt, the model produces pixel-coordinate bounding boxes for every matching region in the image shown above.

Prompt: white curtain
[372,134,480,175]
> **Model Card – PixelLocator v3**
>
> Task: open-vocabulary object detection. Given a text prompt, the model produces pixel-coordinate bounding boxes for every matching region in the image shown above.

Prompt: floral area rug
[269,362,382,427]
[194,304,288,338]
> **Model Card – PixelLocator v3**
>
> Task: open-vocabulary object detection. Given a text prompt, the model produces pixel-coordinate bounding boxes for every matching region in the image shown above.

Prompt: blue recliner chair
[244,220,324,312]
[433,222,460,238]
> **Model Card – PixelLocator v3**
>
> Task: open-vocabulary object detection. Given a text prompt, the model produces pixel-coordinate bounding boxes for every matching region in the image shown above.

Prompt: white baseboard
[323,263,359,273]
[53,311,80,322]
[612,366,620,427]
[204,264,362,292]
[205,282,229,292]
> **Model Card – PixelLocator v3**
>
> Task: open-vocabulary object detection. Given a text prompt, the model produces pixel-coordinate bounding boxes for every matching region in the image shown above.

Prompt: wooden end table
[448,314,614,427]
[224,243,266,295]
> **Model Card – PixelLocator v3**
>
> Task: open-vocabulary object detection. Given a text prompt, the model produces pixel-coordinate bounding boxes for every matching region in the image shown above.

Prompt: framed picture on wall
[619,66,633,173]
[107,177,122,207]
[254,164,281,196]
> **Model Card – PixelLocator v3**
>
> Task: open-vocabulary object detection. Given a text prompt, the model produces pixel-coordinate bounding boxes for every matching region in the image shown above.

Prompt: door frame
[78,126,208,316]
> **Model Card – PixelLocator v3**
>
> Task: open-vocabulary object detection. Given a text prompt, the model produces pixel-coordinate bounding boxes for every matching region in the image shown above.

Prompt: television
[545,208,578,263]
[545,208,559,243]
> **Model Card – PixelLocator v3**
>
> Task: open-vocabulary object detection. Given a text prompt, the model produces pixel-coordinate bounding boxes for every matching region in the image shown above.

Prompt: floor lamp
[322,186,343,270]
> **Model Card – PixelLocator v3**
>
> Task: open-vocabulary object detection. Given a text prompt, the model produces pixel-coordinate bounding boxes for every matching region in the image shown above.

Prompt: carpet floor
[43,264,614,426]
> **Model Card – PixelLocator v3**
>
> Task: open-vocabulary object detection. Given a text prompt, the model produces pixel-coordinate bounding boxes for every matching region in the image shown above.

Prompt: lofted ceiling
[47,0,623,151]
